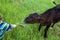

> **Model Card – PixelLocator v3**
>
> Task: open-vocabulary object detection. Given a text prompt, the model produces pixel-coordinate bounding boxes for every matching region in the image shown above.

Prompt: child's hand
[12,23,24,28]
[12,24,17,28]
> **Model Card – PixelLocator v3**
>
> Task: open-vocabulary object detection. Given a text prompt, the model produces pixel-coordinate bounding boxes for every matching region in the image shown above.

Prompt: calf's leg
[44,25,50,38]
[38,24,42,31]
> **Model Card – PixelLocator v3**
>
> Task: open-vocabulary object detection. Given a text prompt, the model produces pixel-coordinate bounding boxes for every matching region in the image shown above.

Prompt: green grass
[0,0,60,40]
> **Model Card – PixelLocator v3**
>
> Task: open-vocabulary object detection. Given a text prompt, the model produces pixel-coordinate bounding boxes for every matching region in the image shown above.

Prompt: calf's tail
[52,0,57,5]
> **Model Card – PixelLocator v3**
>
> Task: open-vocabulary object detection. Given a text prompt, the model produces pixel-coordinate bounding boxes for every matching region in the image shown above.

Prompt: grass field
[0,0,60,40]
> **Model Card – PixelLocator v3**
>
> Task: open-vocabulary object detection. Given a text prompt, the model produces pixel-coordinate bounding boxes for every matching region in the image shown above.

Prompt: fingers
[12,24,17,28]
[12,23,24,28]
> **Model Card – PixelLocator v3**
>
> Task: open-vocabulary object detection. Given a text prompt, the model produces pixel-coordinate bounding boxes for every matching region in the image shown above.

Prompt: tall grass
[0,0,60,40]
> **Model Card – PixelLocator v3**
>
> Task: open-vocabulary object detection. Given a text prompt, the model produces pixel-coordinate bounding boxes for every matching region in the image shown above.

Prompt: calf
[24,2,60,39]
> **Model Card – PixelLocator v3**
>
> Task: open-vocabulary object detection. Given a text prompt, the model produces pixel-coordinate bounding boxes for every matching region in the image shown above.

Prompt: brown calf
[24,2,60,38]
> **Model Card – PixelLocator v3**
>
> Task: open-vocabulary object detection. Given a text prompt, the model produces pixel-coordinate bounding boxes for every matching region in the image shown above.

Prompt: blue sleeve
[3,24,13,31]
[6,24,13,31]
[0,22,7,30]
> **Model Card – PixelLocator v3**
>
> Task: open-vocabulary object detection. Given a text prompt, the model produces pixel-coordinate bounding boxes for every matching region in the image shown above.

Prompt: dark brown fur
[24,4,60,38]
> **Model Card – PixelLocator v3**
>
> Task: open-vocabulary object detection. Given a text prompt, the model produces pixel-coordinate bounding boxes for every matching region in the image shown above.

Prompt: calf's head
[24,13,40,24]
